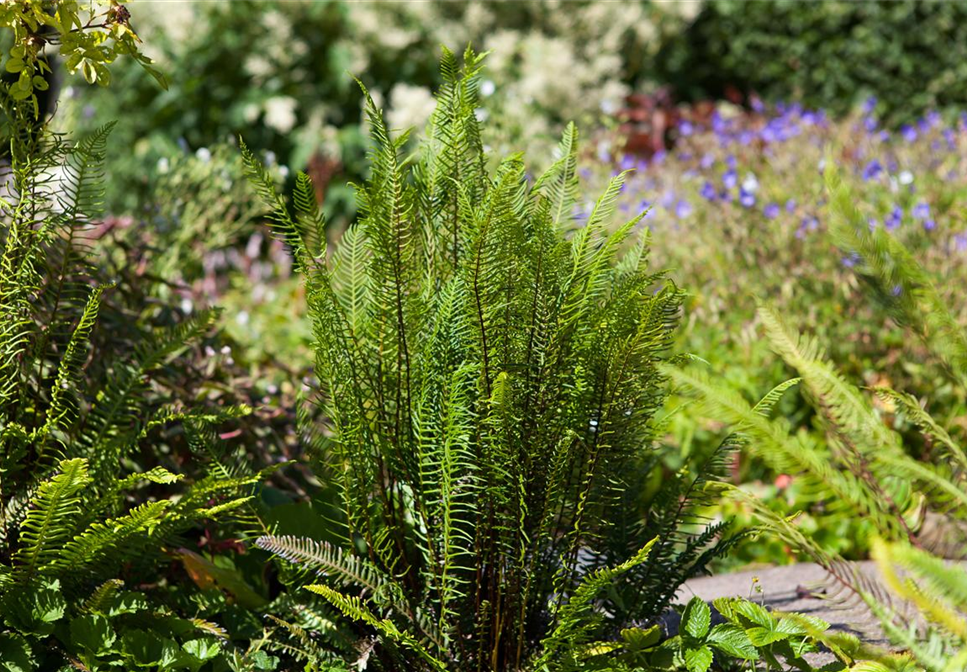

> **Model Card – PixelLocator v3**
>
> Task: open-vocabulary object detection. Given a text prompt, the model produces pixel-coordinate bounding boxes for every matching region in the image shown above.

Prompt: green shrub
[659,0,967,124]
[245,47,736,671]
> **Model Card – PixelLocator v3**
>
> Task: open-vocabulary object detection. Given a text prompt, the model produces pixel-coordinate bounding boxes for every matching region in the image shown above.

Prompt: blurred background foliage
[59,0,695,221]
[660,0,967,126]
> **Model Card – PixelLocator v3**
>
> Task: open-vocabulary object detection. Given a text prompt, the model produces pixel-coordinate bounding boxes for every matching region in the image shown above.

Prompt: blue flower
[675,200,693,219]
[739,189,756,208]
[764,203,780,219]
[679,120,695,136]
[712,112,729,136]
[796,216,819,238]
[722,169,738,190]
[841,252,861,268]
[868,217,879,231]
[954,233,967,252]
[726,154,737,169]
[700,181,717,201]
[862,96,877,114]
[901,124,918,143]
[785,198,797,213]
[885,206,903,231]
[700,153,715,170]
[912,202,930,220]
[862,159,883,181]
[944,129,956,150]
[661,190,676,210]
[864,116,878,133]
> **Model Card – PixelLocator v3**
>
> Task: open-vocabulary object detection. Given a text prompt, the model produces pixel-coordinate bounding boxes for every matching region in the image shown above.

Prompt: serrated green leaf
[733,599,773,628]
[0,633,34,672]
[707,623,758,661]
[684,645,713,672]
[250,650,280,670]
[122,630,181,668]
[746,626,791,646]
[105,590,150,616]
[1,579,66,637]
[683,597,712,639]
[70,614,116,654]
[620,625,662,651]
[183,638,221,661]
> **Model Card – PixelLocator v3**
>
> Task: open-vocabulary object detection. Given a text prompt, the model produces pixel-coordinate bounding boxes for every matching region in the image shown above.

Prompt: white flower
[180,298,193,314]
[387,84,436,133]
[243,103,260,124]
[195,147,211,163]
[742,173,759,193]
[156,157,169,174]
[899,170,914,185]
[480,80,496,97]
[264,96,298,134]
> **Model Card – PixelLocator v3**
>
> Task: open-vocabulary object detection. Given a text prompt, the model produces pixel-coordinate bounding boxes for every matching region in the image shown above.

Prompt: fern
[13,458,91,579]
[248,47,731,671]
[0,72,271,672]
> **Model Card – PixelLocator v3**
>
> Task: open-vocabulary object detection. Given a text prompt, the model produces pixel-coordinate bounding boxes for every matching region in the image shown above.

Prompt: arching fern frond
[13,458,91,579]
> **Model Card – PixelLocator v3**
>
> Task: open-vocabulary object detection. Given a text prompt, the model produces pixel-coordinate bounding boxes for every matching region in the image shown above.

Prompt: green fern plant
[246,46,736,672]
[0,55,280,672]
[665,166,967,671]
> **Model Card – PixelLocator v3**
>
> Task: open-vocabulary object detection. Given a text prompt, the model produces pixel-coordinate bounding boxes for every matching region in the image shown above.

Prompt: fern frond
[256,535,389,596]
[306,584,448,672]
[539,538,657,665]
[82,578,125,614]
[240,139,317,272]
[14,457,91,578]
[52,500,172,574]
[38,283,110,457]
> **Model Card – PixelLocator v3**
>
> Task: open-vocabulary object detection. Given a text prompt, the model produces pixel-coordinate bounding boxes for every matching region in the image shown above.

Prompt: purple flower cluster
[603,96,965,257]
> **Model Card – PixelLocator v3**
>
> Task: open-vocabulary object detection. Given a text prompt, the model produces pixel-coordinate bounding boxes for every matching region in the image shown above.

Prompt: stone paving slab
[670,562,891,667]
